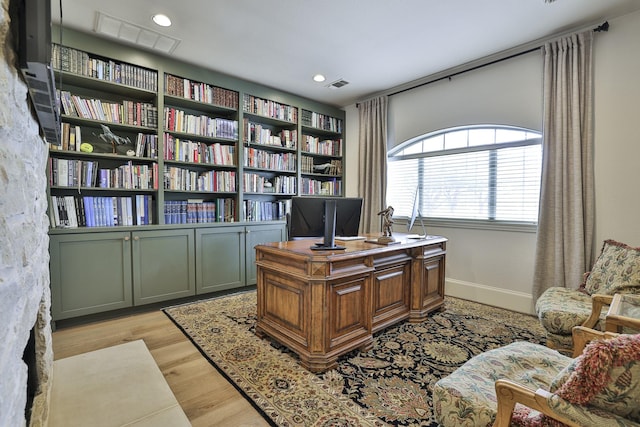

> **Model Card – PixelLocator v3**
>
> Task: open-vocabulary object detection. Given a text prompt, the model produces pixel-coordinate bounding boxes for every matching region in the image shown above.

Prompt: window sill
[398,217,537,233]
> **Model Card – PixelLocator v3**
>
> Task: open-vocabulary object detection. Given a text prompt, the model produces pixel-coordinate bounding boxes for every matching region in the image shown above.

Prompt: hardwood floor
[52,309,270,427]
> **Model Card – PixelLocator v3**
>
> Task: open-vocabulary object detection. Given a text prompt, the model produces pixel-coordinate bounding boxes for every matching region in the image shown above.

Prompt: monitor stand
[407,210,428,239]
[311,200,345,250]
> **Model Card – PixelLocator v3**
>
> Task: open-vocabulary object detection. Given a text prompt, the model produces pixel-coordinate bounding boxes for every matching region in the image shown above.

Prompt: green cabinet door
[196,226,245,294]
[49,231,133,320]
[245,223,286,285]
[131,228,196,305]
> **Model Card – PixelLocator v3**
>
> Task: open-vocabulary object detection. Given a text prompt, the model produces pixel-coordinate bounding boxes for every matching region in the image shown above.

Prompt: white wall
[343,9,640,314]
[387,51,543,148]
[592,9,640,249]
[344,104,359,197]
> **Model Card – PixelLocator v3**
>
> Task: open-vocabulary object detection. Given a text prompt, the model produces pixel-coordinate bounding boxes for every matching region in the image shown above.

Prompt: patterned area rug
[164,291,545,426]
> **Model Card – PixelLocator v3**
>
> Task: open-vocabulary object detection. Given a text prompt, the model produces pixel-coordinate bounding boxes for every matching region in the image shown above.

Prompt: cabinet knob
[124,236,130,241]
[134,236,140,241]
[246,230,251,234]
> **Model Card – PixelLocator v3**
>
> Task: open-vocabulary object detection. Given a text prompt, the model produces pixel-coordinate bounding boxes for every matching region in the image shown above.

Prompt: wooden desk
[606,293,640,333]
[255,234,447,372]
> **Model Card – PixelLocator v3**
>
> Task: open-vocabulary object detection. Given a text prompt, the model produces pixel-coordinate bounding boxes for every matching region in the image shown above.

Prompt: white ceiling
[51,0,640,108]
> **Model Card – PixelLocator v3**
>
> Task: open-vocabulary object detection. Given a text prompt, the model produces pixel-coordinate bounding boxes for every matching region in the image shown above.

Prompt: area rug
[163,291,545,426]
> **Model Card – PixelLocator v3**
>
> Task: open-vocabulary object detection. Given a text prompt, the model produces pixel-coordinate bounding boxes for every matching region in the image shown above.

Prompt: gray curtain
[357,96,388,234]
[533,31,595,300]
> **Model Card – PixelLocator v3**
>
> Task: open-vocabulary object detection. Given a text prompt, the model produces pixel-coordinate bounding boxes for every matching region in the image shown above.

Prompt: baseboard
[444,278,535,315]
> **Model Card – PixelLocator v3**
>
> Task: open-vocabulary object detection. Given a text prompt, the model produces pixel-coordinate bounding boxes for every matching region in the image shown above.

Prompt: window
[387,125,542,226]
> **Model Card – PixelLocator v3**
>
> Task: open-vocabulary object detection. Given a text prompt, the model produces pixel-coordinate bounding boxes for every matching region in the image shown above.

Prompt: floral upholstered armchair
[433,326,640,427]
[535,239,640,353]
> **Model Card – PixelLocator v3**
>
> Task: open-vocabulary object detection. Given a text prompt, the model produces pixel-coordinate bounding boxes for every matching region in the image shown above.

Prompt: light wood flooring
[52,309,270,427]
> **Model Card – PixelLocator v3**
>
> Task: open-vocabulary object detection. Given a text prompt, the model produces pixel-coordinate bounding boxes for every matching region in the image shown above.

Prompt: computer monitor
[288,197,363,248]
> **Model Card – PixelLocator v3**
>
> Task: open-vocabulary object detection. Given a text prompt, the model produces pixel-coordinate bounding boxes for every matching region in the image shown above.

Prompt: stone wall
[0,0,54,426]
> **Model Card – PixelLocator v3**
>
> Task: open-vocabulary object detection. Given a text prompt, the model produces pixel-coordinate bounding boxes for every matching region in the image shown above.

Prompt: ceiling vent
[94,12,181,54]
[326,79,349,89]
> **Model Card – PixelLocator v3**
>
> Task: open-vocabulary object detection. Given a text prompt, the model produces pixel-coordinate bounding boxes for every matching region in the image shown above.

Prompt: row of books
[301,110,343,133]
[49,158,158,190]
[243,199,291,222]
[131,133,158,158]
[52,44,158,92]
[49,158,98,187]
[164,107,238,140]
[301,157,342,175]
[243,173,296,194]
[243,119,297,148]
[163,166,236,192]
[49,195,153,228]
[58,90,158,128]
[95,163,157,190]
[302,135,342,156]
[242,94,298,123]
[57,123,83,152]
[163,134,235,166]
[164,74,238,110]
[243,147,296,171]
[163,199,235,224]
[300,178,342,196]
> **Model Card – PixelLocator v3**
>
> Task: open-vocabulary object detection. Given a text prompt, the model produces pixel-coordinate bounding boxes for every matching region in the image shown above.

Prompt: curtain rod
[382,21,609,100]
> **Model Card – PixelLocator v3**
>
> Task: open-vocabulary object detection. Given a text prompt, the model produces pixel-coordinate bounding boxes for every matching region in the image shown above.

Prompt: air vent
[327,79,349,89]
[95,12,181,54]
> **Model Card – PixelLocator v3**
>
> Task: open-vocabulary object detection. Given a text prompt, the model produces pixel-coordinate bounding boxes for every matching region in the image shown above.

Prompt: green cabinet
[50,231,133,320]
[50,222,285,320]
[196,226,246,294]
[50,228,196,320]
[195,222,286,293]
[245,224,287,285]
[132,229,195,305]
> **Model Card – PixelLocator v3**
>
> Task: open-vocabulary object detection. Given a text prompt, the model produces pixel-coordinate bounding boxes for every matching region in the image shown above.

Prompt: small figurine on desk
[377,206,395,243]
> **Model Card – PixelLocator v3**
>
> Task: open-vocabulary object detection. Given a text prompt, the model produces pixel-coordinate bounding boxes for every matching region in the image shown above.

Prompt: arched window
[387,125,542,227]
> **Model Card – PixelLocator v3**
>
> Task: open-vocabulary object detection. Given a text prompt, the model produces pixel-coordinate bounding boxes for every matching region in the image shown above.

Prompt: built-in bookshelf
[162,73,240,224]
[50,43,159,228]
[241,94,299,222]
[48,42,345,230]
[300,109,343,196]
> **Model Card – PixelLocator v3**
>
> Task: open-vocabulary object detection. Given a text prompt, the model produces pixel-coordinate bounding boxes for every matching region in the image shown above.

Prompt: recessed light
[152,14,172,27]
[313,74,326,82]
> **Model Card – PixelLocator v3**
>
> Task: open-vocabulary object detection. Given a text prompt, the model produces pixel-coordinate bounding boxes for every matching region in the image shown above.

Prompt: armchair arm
[581,294,614,329]
[493,380,582,427]
[571,325,618,357]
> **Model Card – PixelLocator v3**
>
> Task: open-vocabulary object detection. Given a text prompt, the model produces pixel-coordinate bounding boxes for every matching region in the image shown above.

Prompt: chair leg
[494,380,518,427]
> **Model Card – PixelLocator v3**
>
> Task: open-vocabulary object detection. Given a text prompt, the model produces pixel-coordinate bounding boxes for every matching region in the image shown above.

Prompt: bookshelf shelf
[243,112,297,127]
[55,71,157,100]
[59,115,157,132]
[163,129,237,145]
[163,159,236,169]
[243,192,297,196]
[50,186,157,193]
[243,167,297,174]
[164,94,237,115]
[48,149,157,162]
[163,189,236,195]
